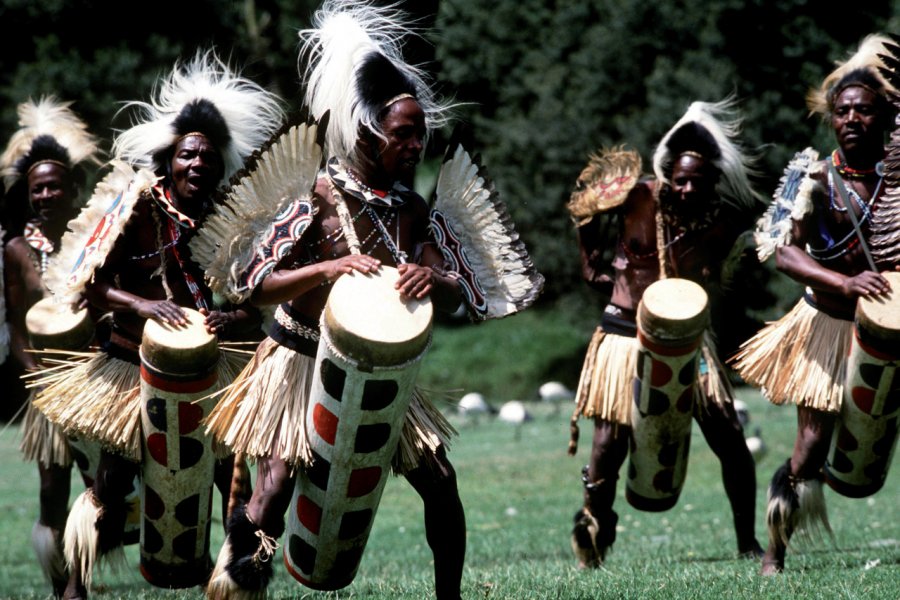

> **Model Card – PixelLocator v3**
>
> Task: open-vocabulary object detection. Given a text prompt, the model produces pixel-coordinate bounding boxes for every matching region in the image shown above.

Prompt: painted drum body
[627,278,708,512]
[139,308,219,587]
[826,271,900,498]
[284,267,433,590]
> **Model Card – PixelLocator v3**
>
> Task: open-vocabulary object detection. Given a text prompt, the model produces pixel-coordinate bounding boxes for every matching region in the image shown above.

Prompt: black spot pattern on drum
[175,494,200,527]
[859,363,884,390]
[361,379,399,410]
[143,519,164,553]
[657,441,679,467]
[179,437,204,469]
[289,534,317,574]
[873,417,899,455]
[335,546,365,579]
[147,397,168,431]
[145,484,165,520]
[339,509,373,540]
[627,461,637,480]
[837,426,859,452]
[173,528,198,560]
[321,359,346,401]
[642,389,670,417]
[307,449,331,491]
[829,449,853,473]
[678,357,696,386]
[354,423,391,453]
[653,468,674,493]
[864,452,892,480]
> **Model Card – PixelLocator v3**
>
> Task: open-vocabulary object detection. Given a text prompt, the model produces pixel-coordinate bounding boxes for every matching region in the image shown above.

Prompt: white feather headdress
[652,99,762,211]
[0,96,100,190]
[112,50,284,182]
[807,34,896,117]
[298,0,452,167]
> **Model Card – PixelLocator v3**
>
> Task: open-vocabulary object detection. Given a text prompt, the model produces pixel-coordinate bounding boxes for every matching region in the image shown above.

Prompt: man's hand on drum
[134,299,189,327]
[841,270,891,299]
[396,263,435,300]
[322,255,381,284]
[200,307,255,336]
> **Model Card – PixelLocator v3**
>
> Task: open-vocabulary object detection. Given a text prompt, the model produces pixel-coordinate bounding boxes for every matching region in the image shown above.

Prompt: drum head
[324,267,433,366]
[638,278,709,345]
[141,308,218,374]
[25,297,93,350]
[857,271,900,344]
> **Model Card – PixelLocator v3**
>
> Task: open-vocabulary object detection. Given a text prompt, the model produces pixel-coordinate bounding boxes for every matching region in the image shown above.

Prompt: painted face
[26,162,72,224]
[669,153,716,209]
[831,86,886,154]
[375,98,426,182]
[170,134,224,203]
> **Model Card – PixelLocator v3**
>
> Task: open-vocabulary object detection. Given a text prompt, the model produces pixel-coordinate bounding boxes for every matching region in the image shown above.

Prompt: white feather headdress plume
[807,34,896,117]
[112,50,284,182]
[652,98,762,211]
[298,0,452,167]
[0,96,101,190]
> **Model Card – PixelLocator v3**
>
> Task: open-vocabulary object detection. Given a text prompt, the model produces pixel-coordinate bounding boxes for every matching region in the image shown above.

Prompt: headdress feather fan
[112,50,284,182]
[0,97,100,189]
[298,0,452,167]
[807,34,896,117]
[652,99,762,211]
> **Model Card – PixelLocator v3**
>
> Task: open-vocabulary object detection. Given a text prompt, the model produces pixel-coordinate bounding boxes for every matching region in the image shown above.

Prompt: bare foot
[739,539,764,559]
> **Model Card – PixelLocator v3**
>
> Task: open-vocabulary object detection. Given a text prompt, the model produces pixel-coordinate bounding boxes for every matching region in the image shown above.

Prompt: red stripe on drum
[140,364,218,393]
[297,495,322,535]
[637,331,702,356]
[347,466,382,497]
[313,403,339,445]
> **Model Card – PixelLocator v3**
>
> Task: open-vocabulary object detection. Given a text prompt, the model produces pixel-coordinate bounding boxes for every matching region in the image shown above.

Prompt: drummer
[567,99,764,567]
[30,53,283,599]
[0,98,101,597]
[732,34,898,574]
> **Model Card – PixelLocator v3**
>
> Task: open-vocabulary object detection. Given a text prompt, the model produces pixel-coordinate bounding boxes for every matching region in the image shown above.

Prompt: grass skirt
[731,299,851,413]
[31,347,248,461]
[572,327,732,427]
[20,390,72,468]
[206,337,457,474]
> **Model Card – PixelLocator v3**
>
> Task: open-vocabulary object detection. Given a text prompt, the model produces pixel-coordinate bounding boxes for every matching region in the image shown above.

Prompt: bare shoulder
[3,236,29,263]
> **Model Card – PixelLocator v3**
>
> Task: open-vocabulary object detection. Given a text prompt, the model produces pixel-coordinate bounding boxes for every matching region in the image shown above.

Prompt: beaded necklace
[831,149,883,180]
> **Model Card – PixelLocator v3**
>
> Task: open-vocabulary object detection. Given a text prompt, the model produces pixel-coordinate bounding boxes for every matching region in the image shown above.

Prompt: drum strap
[827,162,877,271]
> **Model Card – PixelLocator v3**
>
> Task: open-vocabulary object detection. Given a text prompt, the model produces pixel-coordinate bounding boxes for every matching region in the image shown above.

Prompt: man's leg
[572,419,628,567]
[760,406,835,575]
[695,401,763,557]
[63,451,140,600]
[213,453,253,531]
[405,446,465,600]
[207,455,294,598]
[34,463,72,597]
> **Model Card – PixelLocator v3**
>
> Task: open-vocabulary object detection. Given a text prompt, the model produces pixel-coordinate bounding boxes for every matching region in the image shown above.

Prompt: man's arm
[250,253,381,306]
[4,241,40,371]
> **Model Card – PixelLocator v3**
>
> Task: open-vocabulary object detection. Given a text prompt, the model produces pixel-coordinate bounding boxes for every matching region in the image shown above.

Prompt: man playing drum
[733,34,899,575]
[202,2,542,598]
[0,97,101,597]
[567,100,764,567]
[31,52,284,599]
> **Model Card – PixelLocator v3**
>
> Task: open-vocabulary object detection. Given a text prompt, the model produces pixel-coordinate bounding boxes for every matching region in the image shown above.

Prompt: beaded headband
[380,93,416,111]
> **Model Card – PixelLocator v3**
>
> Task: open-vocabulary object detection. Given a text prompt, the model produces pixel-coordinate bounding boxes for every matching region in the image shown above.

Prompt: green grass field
[0,310,897,599]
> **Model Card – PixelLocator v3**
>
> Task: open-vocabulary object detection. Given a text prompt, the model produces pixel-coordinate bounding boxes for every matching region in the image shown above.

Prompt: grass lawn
[0,307,897,599]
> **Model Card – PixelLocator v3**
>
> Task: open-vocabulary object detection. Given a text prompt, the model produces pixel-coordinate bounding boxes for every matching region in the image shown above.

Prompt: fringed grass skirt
[20,390,72,468]
[731,299,852,413]
[572,328,732,427]
[32,346,249,461]
[206,337,456,474]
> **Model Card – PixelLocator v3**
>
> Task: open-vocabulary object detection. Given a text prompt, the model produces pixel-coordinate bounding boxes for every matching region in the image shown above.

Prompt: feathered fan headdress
[112,50,284,182]
[807,34,896,117]
[298,0,452,167]
[652,99,762,211]
[0,97,100,190]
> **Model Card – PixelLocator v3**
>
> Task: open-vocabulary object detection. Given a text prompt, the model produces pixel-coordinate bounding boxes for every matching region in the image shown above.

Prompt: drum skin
[825,272,900,498]
[139,308,219,588]
[284,268,432,590]
[626,279,708,512]
[25,297,94,353]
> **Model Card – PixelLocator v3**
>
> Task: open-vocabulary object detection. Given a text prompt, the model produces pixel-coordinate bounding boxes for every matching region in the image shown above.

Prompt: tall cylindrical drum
[284,267,433,590]
[825,271,900,498]
[139,308,220,587]
[626,278,708,511]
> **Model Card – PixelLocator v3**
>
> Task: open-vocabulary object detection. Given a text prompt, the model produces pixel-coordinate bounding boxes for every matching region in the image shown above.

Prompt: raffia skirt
[731,299,852,413]
[20,390,72,468]
[571,328,733,428]
[205,337,457,474]
[31,346,247,461]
